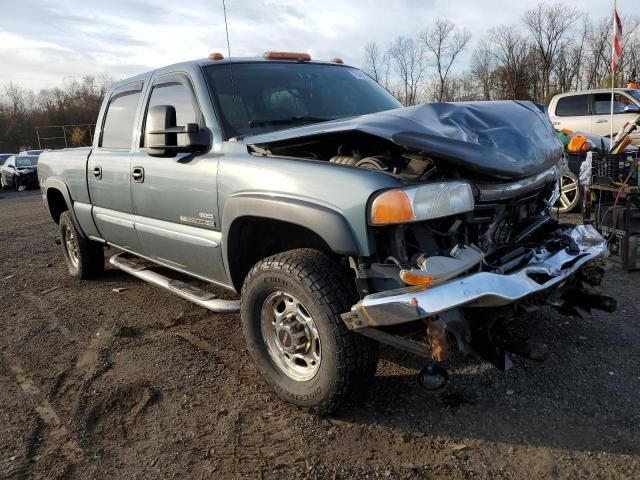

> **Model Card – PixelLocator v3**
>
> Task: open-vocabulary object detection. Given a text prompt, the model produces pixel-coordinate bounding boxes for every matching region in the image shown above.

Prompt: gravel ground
[1,191,639,479]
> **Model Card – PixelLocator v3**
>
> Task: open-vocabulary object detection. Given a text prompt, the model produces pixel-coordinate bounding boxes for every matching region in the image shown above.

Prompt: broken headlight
[370,181,475,225]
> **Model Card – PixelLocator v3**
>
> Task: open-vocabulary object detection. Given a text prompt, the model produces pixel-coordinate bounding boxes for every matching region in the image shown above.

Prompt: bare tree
[421,18,471,101]
[485,26,532,100]
[523,3,579,101]
[362,42,384,83]
[471,43,495,100]
[388,36,429,105]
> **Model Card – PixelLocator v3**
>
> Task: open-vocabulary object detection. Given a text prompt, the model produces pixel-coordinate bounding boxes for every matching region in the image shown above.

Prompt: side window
[100,90,142,149]
[555,95,589,117]
[592,93,634,115]
[143,82,198,146]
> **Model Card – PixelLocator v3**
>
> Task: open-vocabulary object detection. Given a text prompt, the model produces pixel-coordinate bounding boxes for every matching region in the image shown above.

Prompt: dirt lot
[1,191,639,479]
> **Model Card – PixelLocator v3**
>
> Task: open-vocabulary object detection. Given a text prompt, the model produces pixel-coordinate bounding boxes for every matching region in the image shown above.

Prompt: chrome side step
[109,253,240,313]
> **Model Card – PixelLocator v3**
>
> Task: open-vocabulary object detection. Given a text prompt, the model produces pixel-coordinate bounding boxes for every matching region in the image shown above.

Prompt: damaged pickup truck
[38,52,616,413]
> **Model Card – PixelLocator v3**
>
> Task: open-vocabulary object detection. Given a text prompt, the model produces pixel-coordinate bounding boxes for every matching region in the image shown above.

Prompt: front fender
[221,193,361,264]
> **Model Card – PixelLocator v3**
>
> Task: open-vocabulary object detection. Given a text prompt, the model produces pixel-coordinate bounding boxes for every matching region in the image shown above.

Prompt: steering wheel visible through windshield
[205,62,402,139]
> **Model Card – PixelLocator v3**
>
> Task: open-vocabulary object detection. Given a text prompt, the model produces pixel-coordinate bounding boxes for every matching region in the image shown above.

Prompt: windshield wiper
[248,115,335,128]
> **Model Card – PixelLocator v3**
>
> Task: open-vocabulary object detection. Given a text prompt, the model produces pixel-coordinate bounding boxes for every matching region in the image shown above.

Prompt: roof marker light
[331,58,344,64]
[263,51,311,61]
[209,52,224,60]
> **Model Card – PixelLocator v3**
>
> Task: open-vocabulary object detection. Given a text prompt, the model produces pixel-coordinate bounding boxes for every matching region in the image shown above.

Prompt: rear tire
[59,211,104,279]
[240,248,378,414]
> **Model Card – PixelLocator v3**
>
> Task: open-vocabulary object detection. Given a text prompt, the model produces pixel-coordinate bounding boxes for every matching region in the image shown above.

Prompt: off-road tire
[241,248,378,414]
[59,211,104,279]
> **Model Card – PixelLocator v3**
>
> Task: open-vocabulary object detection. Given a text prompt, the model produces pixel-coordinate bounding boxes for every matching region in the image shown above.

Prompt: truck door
[88,81,145,252]
[591,92,640,140]
[130,73,226,283]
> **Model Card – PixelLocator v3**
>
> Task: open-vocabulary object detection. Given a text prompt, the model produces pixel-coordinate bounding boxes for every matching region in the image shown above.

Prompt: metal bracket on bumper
[342,224,609,329]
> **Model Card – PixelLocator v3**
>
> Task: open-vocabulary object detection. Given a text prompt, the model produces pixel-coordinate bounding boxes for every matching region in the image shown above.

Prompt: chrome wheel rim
[261,291,321,381]
[557,173,579,213]
[63,224,79,268]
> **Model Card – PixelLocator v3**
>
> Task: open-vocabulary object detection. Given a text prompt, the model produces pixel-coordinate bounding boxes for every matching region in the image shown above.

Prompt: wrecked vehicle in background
[37,52,616,414]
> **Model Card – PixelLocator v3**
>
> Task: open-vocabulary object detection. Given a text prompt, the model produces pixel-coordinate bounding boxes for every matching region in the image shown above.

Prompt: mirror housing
[623,104,640,113]
[145,105,208,157]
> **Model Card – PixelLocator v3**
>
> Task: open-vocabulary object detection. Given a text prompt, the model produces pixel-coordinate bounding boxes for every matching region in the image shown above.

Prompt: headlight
[370,181,475,225]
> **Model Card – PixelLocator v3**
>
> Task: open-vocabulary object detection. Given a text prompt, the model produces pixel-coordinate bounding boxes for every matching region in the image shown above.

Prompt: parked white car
[548,88,640,144]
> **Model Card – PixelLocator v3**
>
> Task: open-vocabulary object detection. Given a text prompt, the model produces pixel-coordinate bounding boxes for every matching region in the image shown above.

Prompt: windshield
[205,62,402,139]
[15,156,37,168]
[627,89,640,103]
[0,154,10,165]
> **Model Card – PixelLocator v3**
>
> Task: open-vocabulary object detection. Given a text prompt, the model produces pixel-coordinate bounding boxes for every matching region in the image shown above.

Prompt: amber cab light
[331,58,344,64]
[399,270,434,287]
[209,52,224,60]
[263,51,311,61]
[370,190,414,225]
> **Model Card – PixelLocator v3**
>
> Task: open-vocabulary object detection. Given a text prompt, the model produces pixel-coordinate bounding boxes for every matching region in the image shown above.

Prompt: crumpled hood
[245,101,564,180]
[17,167,37,175]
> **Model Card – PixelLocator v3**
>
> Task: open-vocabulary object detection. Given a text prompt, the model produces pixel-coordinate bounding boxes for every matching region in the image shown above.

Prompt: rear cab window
[555,95,589,117]
[100,82,144,150]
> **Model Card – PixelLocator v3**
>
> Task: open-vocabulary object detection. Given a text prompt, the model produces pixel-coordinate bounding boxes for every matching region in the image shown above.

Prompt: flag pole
[610,0,616,141]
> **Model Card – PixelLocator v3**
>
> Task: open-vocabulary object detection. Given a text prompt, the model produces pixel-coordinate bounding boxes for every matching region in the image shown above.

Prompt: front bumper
[343,224,608,329]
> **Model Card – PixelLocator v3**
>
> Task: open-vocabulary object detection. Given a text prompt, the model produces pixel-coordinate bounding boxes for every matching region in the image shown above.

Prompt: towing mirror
[623,104,640,113]
[146,105,208,157]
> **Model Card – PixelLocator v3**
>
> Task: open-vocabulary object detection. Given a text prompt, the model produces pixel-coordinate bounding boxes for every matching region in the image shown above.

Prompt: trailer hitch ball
[418,361,449,392]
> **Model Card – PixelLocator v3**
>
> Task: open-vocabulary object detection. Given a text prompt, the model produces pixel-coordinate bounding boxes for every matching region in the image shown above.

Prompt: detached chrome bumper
[344,225,608,329]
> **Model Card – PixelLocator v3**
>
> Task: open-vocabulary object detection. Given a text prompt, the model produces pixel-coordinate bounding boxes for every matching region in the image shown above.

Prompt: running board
[109,253,240,313]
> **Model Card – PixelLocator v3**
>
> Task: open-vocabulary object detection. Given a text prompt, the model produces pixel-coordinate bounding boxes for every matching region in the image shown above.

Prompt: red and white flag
[611,2,622,72]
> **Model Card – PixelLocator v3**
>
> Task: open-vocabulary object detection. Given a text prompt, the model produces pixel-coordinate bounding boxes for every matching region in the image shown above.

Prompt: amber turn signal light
[370,190,414,225]
[263,51,311,61]
[399,270,433,287]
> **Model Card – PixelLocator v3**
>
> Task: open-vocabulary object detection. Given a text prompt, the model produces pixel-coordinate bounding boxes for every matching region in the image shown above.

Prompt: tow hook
[418,318,450,392]
[418,361,449,392]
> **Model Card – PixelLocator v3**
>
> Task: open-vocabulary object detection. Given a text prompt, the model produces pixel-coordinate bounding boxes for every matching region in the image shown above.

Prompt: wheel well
[227,216,333,292]
[46,188,68,223]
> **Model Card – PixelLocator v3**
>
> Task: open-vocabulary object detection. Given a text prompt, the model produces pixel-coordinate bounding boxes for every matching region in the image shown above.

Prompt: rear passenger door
[130,73,225,283]
[88,81,144,252]
[551,94,591,133]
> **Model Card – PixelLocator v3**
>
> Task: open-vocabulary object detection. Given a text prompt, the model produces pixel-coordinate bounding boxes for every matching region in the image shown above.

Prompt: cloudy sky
[0,0,635,90]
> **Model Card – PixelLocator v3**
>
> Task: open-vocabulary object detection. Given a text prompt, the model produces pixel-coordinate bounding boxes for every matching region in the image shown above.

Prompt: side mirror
[145,105,208,157]
[623,104,640,113]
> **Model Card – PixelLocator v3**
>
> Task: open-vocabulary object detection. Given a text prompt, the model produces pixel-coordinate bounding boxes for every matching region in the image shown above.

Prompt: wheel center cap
[278,327,293,349]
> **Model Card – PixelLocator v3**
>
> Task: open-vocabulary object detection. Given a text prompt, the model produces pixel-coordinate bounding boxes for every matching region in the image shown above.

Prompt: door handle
[595,119,608,123]
[131,166,145,183]
[551,121,560,125]
[92,166,102,179]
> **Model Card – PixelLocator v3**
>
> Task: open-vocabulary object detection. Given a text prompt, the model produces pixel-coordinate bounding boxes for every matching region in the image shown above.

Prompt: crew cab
[38,52,615,413]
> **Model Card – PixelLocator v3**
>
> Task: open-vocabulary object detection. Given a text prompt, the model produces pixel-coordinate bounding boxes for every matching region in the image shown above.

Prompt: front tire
[59,211,104,279]
[556,171,580,213]
[240,249,378,414]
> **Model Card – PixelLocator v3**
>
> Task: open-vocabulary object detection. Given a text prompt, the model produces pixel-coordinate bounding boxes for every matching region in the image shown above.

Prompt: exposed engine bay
[244,100,615,389]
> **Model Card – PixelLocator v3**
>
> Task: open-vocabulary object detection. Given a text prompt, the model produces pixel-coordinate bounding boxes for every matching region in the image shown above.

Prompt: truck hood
[244,101,563,180]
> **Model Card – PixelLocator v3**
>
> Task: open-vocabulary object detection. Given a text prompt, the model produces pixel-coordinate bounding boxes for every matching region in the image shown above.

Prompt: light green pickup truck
[38,52,615,413]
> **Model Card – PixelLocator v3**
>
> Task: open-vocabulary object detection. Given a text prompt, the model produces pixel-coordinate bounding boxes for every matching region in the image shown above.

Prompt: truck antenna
[221,0,240,136]
[222,0,232,57]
